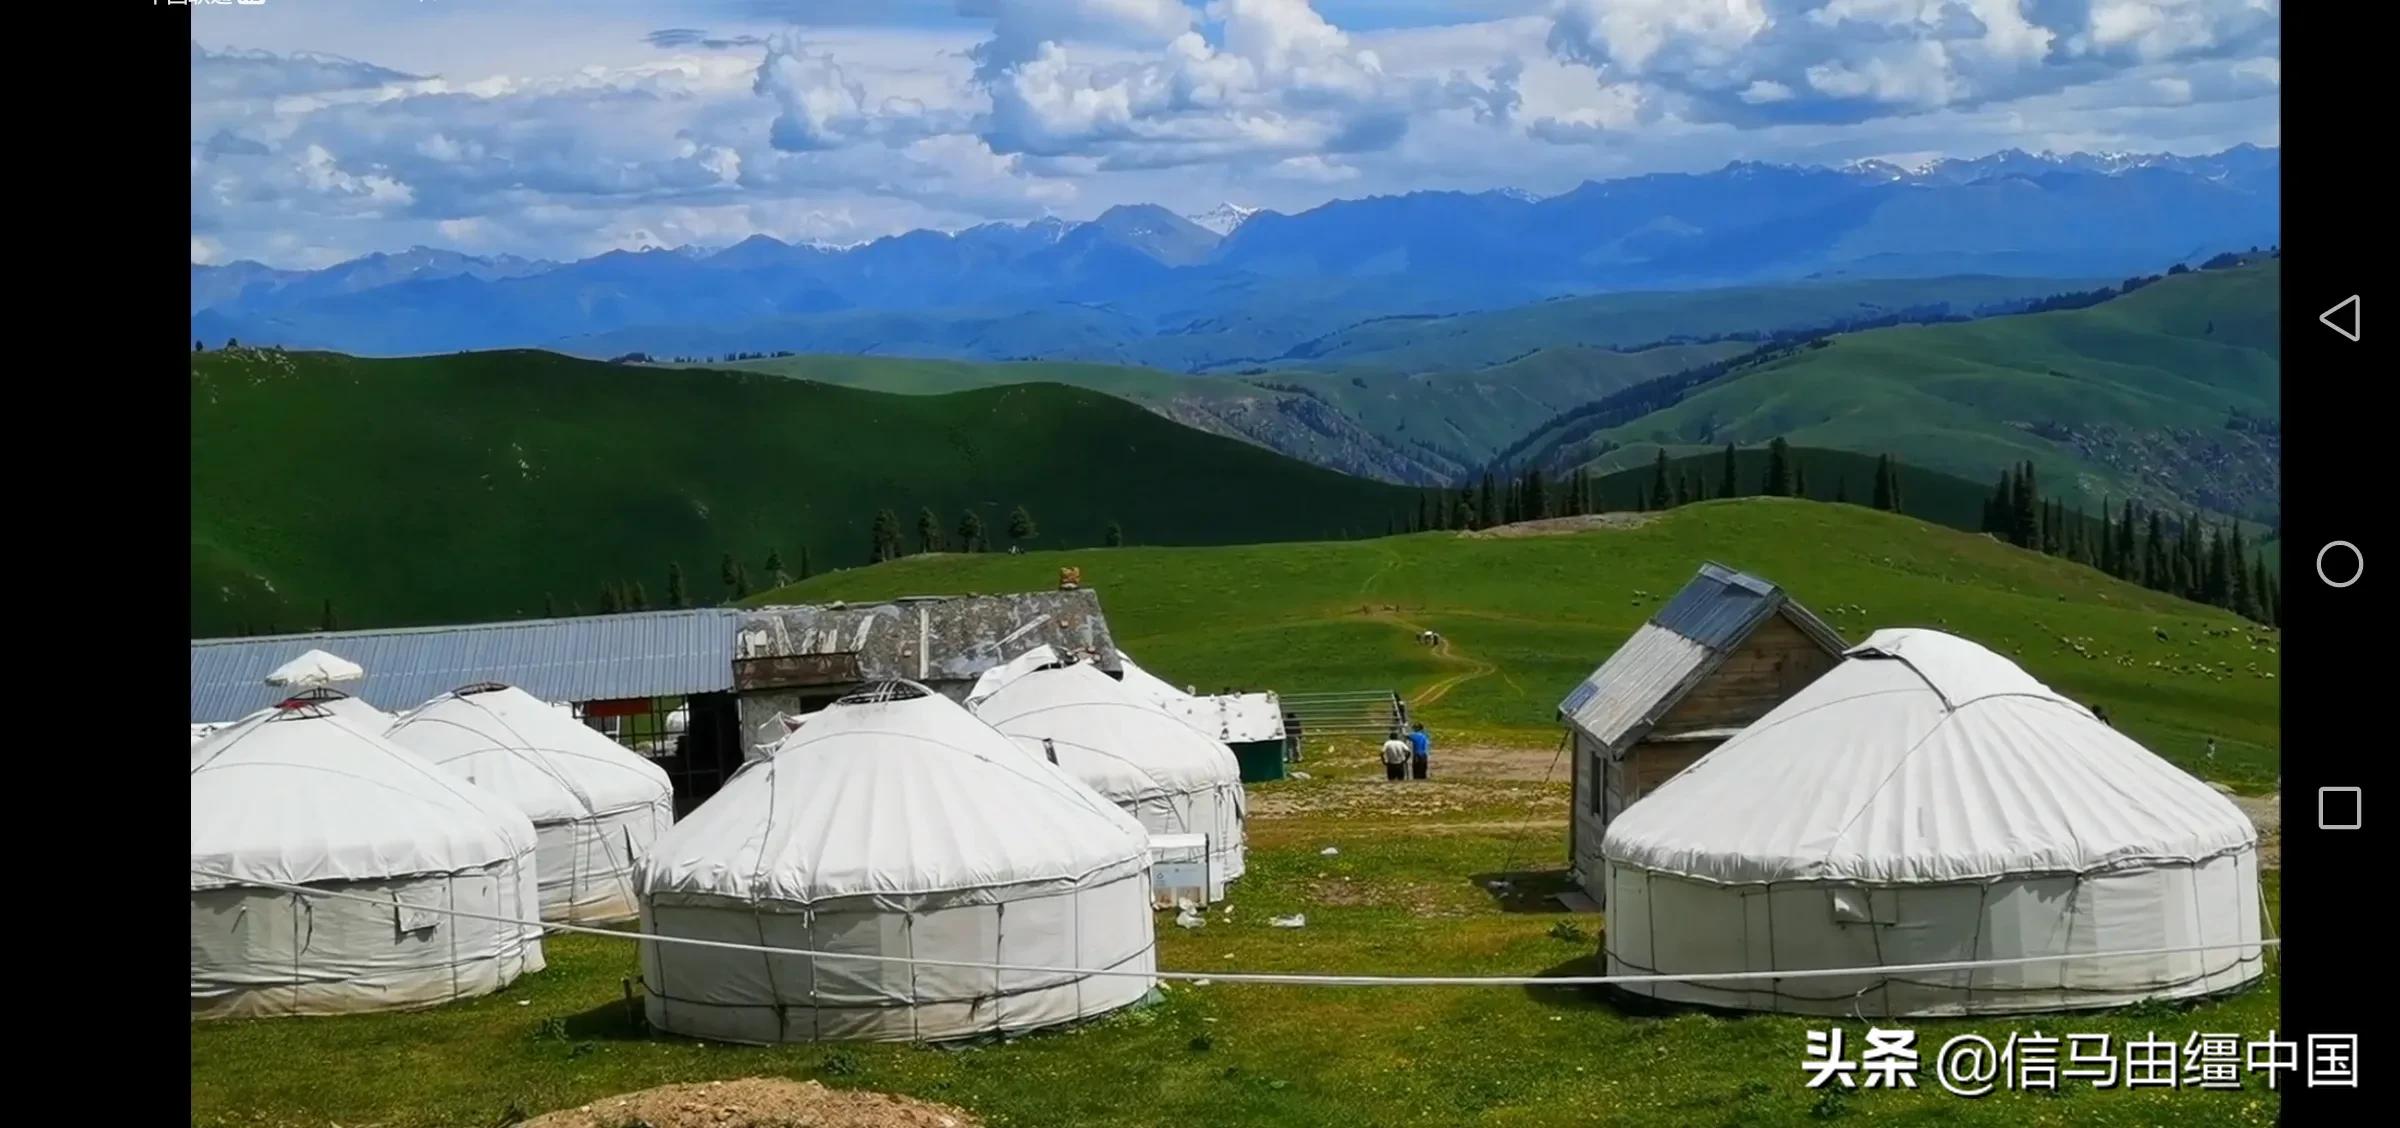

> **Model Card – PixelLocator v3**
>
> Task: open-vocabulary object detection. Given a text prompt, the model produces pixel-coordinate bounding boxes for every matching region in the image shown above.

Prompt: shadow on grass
[1467,866,1580,913]
[553,993,653,1042]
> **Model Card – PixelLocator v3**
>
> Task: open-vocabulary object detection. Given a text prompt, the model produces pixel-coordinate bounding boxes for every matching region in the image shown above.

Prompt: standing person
[1408,721,1432,780]
[1380,730,1410,782]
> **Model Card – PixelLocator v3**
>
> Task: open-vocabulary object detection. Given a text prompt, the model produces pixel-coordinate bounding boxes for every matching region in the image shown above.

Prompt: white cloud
[186,3,2279,266]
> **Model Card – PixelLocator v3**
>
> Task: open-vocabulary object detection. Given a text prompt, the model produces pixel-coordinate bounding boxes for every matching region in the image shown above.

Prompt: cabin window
[1588,747,1605,816]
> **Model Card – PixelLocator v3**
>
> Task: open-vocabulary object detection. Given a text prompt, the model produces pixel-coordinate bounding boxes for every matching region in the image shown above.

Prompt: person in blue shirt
[1407,722,1431,780]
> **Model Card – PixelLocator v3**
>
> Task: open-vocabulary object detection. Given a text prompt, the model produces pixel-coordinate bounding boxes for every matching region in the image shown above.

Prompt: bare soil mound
[1458,513,1653,538]
[523,1079,980,1128]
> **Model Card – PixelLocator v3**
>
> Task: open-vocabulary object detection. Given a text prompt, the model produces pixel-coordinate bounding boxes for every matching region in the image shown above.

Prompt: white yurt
[637,682,1156,1044]
[1601,628,2264,1017]
[384,682,674,924]
[1114,652,1194,708]
[190,702,545,1020]
[971,653,1247,888]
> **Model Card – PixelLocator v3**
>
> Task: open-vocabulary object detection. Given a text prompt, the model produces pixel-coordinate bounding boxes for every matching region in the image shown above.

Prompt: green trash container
[1230,738,1287,783]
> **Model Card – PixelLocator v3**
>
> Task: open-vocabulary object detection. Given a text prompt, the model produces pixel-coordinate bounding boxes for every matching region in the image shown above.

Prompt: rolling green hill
[749,498,2281,791]
[1528,261,2280,521]
[716,343,1745,484]
[1228,273,2095,375]
[1584,446,2001,530]
[189,348,1424,635]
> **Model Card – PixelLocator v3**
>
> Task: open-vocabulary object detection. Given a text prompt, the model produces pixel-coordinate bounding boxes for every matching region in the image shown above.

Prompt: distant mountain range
[189,145,2279,366]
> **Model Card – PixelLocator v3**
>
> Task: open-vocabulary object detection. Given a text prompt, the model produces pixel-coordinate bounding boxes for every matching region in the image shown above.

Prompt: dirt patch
[1420,743,1572,782]
[523,1079,979,1128]
[1459,512,1655,539]
[2231,791,2280,868]
[1250,778,1560,821]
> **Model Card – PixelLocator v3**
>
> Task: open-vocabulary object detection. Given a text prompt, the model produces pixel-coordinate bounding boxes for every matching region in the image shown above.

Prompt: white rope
[196,868,2281,989]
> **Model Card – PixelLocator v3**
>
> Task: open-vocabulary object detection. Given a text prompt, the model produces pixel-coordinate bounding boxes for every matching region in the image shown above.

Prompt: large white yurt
[190,702,545,1020]
[384,682,674,924]
[971,653,1247,887]
[637,682,1156,1044]
[1600,628,2264,1017]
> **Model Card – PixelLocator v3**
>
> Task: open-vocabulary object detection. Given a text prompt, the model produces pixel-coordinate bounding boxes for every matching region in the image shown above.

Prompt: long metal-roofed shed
[733,590,1121,748]
[190,609,746,814]
[1557,563,1847,905]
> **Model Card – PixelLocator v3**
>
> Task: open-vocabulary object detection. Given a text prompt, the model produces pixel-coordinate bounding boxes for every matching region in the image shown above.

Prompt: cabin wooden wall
[1650,614,1839,733]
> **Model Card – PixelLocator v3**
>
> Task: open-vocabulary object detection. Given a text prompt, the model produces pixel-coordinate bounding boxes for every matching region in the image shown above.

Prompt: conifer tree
[1764,437,1794,497]
[765,550,789,589]
[2116,500,2139,581]
[1718,442,1739,499]
[1650,450,1673,509]
[1834,476,1849,505]
[1871,455,1895,511]
[1793,459,1808,499]
[667,562,689,608]
[1105,521,1125,547]
[918,508,943,554]
[1007,505,1037,547]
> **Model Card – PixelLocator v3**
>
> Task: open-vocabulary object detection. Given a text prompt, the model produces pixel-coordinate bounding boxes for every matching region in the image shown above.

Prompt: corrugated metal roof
[737,590,1120,685]
[190,609,738,723]
[1559,627,1715,752]
[1557,563,1845,753]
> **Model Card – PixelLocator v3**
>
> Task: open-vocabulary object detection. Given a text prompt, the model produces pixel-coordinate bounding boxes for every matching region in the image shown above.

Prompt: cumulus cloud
[188,2,2279,266]
[968,0,1518,170]
[1542,0,2278,126]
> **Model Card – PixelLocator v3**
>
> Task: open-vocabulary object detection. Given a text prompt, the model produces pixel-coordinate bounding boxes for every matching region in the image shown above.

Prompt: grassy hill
[721,344,1744,483]
[749,498,2281,792]
[1585,446,2002,530]
[1531,261,2280,521]
[189,348,1423,635]
[1228,273,2094,375]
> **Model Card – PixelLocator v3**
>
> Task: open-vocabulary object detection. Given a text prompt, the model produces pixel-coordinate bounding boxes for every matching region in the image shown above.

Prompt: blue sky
[190,1,2280,268]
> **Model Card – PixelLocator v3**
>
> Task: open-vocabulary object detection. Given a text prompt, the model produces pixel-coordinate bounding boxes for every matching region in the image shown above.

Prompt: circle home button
[2316,541,2364,589]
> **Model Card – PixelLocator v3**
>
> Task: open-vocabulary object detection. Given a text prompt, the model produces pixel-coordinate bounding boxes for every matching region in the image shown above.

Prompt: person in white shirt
[1380,730,1411,782]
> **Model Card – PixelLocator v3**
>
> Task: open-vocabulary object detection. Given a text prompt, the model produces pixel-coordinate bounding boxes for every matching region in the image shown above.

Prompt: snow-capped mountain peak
[1185,202,1259,236]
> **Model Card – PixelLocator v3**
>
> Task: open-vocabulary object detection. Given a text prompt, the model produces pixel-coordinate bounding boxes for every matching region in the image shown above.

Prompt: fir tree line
[1390,439,1905,533]
[1977,463,2279,626]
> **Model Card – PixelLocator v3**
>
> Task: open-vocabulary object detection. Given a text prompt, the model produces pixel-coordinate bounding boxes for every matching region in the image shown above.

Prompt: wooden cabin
[1556,564,1846,905]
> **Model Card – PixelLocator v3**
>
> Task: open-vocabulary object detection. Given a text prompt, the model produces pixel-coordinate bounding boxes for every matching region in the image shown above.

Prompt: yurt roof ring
[835,679,937,706]
[453,681,511,697]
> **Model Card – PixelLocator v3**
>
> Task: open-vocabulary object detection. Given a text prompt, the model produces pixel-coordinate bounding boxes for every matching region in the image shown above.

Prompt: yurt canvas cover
[972,658,1248,886]
[190,704,545,1019]
[1600,628,2263,1017]
[385,683,675,924]
[638,683,1157,1044]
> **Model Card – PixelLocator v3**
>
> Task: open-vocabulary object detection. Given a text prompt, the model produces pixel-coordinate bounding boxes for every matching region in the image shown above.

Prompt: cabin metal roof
[1557,563,1844,754]
[736,590,1120,685]
[190,609,740,723]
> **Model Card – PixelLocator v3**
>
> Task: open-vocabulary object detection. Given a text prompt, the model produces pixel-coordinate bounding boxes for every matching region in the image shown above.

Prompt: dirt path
[524,1079,978,1128]
[1410,632,1495,709]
